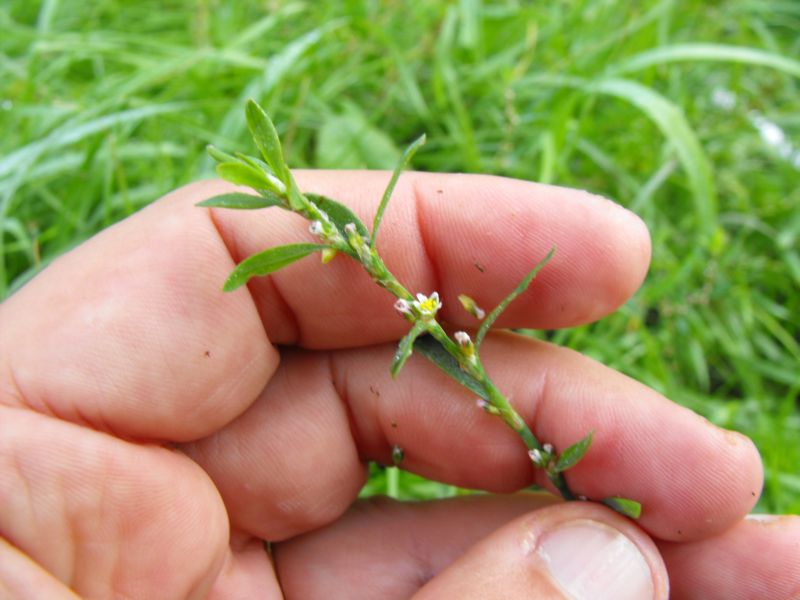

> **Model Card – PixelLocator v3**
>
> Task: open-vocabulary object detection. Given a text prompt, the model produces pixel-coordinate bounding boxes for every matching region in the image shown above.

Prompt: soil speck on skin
[723,429,743,446]
[474,262,485,273]
[204,350,211,358]
[391,421,398,429]
[436,189,443,194]
[677,530,682,536]
[369,385,380,397]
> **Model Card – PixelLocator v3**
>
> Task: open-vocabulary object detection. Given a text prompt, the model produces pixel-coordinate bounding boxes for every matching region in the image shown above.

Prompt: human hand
[1,172,797,599]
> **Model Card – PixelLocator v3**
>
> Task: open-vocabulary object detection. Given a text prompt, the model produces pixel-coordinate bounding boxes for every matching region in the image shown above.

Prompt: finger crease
[203,206,301,345]
[411,176,443,302]
[326,351,366,461]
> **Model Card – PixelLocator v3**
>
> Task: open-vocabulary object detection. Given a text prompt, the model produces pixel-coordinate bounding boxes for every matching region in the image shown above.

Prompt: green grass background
[1,0,798,513]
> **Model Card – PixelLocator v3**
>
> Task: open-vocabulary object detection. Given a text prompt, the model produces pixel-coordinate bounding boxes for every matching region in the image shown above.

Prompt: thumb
[414,501,669,600]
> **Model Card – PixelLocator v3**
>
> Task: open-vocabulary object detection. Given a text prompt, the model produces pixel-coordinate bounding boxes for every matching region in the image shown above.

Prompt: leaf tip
[222,276,244,293]
[601,496,642,519]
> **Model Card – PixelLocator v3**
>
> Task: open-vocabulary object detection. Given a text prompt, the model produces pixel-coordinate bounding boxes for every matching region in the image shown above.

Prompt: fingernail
[538,519,654,600]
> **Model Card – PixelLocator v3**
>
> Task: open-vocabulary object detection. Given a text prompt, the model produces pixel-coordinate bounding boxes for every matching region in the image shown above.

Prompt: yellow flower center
[418,297,438,313]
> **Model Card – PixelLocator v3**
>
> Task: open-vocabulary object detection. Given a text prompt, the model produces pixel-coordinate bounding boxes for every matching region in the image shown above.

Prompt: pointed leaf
[235,152,272,174]
[245,99,288,183]
[197,192,283,210]
[391,320,429,378]
[601,497,642,519]
[307,193,370,239]
[475,247,556,349]
[223,243,325,292]
[554,431,593,472]
[372,133,426,245]
[207,145,238,164]
[413,335,484,397]
[216,162,274,190]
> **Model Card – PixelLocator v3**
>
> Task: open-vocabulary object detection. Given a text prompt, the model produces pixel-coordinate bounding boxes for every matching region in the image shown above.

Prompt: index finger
[0,173,650,441]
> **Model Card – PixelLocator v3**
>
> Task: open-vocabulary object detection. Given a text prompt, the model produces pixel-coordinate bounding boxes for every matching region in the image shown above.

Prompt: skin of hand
[0,171,798,600]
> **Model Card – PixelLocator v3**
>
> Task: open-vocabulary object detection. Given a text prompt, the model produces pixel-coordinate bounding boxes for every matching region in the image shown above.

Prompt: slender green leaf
[235,152,271,174]
[475,247,556,349]
[207,145,238,164]
[245,99,288,182]
[612,43,800,79]
[602,497,643,519]
[307,193,370,239]
[196,192,283,210]
[554,432,594,472]
[216,162,273,190]
[391,320,430,378]
[223,243,325,292]
[413,335,484,397]
[372,133,426,245]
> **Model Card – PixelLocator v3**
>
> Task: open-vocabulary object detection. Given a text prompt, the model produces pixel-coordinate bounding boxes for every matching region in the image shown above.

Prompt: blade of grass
[611,43,800,78]
[585,78,717,242]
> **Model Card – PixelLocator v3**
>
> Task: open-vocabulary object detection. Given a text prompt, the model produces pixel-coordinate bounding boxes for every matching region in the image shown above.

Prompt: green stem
[300,198,578,501]
[427,324,577,500]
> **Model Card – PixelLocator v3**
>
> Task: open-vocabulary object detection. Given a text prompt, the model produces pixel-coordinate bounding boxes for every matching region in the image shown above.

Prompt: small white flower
[476,398,488,410]
[454,331,471,346]
[309,221,324,236]
[473,306,486,320]
[543,443,553,454]
[344,222,357,236]
[412,292,442,317]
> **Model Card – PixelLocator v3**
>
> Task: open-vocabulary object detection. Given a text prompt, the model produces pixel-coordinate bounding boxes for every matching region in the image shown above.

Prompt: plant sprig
[198,99,642,520]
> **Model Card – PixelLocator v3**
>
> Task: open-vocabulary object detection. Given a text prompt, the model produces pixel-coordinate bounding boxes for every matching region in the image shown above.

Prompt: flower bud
[454,331,471,346]
[309,220,325,236]
[394,298,413,316]
[458,294,486,320]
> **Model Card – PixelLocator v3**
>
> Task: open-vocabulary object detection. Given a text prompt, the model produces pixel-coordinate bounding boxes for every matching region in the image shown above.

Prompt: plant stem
[291,189,578,501]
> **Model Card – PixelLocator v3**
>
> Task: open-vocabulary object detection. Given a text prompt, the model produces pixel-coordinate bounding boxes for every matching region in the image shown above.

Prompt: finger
[415,502,668,600]
[0,538,80,600]
[207,539,283,600]
[0,406,229,598]
[273,494,558,599]
[184,333,761,543]
[0,172,648,441]
[224,170,652,345]
[272,496,668,600]
[0,183,278,442]
[657,514,800,599]
[182,350,367,541]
